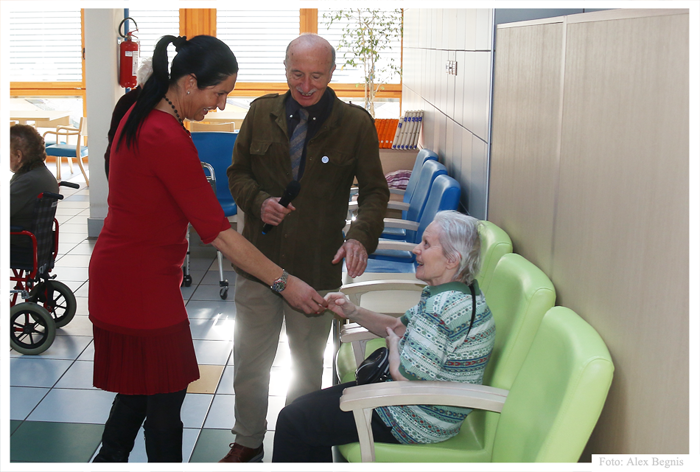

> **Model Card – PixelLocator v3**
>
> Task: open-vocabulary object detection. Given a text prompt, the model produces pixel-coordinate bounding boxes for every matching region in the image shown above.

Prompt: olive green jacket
[227,89,390,290]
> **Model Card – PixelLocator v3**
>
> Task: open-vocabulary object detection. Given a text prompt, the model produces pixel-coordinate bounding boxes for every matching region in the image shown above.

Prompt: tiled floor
[8,162,417,464]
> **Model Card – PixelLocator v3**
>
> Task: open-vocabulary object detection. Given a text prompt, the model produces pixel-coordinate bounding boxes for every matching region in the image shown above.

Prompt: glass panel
[318,9,402,85]
[8,8,82,82]
[217,9,300,82]
[127,8,180,63]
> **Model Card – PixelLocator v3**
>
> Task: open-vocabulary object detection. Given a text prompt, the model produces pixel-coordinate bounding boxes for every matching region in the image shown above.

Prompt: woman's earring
[187,91,191,95]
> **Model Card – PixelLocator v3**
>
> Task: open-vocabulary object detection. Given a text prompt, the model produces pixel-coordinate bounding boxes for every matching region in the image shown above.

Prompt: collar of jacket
[270,87,343,140]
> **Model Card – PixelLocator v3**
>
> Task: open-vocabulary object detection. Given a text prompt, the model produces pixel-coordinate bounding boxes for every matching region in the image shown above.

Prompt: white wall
[84,9,123,237]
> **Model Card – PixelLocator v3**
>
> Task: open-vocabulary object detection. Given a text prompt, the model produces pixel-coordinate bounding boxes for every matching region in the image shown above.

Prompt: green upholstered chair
[336,252,556,460]
[335,220,514,384]
[338,306,614,462]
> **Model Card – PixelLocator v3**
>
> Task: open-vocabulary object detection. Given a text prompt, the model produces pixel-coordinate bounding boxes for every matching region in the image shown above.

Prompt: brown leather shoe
[219,442,264,463]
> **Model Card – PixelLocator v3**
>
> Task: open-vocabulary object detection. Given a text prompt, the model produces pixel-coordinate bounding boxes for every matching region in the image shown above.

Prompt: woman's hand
[386,327,408,381]
[324,292,358,319]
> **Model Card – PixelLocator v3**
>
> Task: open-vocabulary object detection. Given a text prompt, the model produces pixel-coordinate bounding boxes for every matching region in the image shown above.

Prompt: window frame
[9,8,402,106]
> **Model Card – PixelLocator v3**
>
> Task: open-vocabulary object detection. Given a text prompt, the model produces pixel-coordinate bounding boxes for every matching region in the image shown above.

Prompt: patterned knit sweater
[376,280,496,444]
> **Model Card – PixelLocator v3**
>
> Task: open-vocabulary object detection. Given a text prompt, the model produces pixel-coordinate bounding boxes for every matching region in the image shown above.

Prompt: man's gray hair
[432,210,482,285]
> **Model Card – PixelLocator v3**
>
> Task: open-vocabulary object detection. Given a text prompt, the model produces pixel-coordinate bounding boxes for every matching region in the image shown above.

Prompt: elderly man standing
[219,33,389,462]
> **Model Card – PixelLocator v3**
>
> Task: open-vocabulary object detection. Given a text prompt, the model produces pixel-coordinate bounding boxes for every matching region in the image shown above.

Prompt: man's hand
[331,239,368,278]
[260,197,296,227]
[281,275,328,315]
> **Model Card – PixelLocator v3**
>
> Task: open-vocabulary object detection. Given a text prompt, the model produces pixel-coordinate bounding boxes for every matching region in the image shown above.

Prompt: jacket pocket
[250,139,273,155]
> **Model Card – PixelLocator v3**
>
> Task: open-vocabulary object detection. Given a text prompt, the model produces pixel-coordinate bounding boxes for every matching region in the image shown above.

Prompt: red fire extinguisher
[118,17,139,88]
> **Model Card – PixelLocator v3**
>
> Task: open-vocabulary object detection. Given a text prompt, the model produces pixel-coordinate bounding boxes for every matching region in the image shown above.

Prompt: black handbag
[355,346,390,385]
[354,283,478,386]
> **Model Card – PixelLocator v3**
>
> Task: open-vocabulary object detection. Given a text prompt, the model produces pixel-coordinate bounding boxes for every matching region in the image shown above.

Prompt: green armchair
[338,306,614,462]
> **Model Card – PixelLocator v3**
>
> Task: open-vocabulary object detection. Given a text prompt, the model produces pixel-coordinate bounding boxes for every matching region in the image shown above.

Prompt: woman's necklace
[163,95,187,131]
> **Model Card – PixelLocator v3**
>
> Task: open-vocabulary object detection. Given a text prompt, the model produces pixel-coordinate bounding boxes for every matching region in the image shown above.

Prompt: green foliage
[324,8,403,117]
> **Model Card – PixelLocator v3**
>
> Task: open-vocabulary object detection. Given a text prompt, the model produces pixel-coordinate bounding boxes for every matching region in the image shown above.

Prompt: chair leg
[76,153,89,186]
[55,156,62,181]
[67,156,74,174]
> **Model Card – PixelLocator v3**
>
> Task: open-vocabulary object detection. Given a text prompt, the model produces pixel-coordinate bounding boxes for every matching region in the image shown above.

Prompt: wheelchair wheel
[10,302,57,355]
[31,280,77,328]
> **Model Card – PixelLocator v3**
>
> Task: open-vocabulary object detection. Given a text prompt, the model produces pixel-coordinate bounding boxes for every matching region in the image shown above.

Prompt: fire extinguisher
[118,17,139,88]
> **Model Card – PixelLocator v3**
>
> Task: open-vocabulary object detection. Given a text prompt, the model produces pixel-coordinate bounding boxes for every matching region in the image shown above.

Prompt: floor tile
[54,360,96,389]
[10,386,50,420]
[10,420,22,435]
[186,300,236,320]
[54,253,92,268]
[74,296,89,315]
[27,388,116,424]
[193,339,231,365]
[65,240,96,255]
[190,318,235,341]
[10,357,74,388]
[9,333,92,360]
[76,339,94,361]
[201,269,238,285]
[188,364,225,394]
[266,396,286,430]
[189,428,234,463]
[203,394,234,429]
[217,366,234,394]
[51,265,89,282]
[56,232,88,243]
[56,314,93,337]
[191,283,236,301]
[182,393,215,429]
[11,421,104,462]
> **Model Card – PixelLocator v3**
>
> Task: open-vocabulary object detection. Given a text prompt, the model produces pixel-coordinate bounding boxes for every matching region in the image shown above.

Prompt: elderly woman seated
[10,124,59,267]
[272,210,497,462]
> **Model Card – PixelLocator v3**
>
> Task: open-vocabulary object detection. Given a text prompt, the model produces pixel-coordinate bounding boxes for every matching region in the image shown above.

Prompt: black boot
[93,395,146,462]
[144,422,184,462]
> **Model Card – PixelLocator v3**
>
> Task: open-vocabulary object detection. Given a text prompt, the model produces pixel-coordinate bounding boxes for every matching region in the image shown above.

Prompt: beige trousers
[231,276,335,448]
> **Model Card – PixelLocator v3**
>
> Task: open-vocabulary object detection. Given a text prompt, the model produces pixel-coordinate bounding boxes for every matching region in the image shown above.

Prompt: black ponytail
[117,35,238,150]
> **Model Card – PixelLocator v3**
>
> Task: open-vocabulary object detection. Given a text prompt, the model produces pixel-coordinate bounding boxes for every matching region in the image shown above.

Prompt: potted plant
[324,8,403,117]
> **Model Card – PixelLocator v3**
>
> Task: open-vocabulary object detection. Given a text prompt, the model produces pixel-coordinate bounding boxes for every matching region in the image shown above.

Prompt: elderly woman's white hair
[431,210,482,285]
[136,57,153,87]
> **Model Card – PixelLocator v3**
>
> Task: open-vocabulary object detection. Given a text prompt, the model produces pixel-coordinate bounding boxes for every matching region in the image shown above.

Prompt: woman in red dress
[89,34,326,463]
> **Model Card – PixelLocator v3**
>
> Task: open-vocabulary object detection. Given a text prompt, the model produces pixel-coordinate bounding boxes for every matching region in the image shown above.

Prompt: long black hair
[118,35,238,150]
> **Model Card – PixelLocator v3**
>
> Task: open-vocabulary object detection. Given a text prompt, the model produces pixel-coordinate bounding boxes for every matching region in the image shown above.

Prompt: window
[216,9,300,82]
[318,8,402,86]
[8,8,82,82]
[126,8,180,61]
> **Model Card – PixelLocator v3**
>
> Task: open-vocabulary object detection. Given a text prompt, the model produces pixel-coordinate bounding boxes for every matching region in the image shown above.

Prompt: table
[11,110,71,127]
[199,110,248,130]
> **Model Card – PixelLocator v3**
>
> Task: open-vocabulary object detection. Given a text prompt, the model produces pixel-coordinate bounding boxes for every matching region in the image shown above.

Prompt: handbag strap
[466,282,477,338]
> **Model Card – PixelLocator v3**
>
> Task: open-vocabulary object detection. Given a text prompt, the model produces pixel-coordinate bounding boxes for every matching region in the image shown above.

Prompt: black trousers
[94,389,187,462]
[272,382,400,462]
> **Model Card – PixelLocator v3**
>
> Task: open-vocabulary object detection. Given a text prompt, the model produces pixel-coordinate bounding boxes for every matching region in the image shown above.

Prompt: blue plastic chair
[397,148,438,218]
[381,159,446,240]
[370,174,462,264]
[184,131,238,298]
[191,131,238,218]
[43,118,89,185]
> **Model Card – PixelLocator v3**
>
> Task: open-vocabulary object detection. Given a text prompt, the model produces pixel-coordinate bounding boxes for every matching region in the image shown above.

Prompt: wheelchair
[10,181,80,354]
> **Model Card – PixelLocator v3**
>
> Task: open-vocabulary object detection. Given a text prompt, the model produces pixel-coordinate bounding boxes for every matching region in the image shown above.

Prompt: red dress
[89,109,230,395]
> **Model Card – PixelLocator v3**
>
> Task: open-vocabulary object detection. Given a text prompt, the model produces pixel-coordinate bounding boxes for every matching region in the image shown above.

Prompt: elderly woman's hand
[324,292,358,319]
[386,327,408,381]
